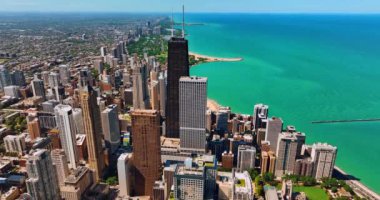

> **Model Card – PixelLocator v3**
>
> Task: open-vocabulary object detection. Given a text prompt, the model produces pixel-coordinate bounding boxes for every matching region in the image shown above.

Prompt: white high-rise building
[158,72,166,117]
[311,143,337,179]
[252,104,269,130]
[26,149,60,200]
[54,104,79,169]
[59,65,70,85]
[179,76,207,153]
[48,72,60,88]
[51,149,69,186]
[4,134,26,155]
[117,153,132,198]
[3,85,20,98]
[101,104,121,153]
[100,46,107,57]
[237,145,256,171]
[265,117,283,153]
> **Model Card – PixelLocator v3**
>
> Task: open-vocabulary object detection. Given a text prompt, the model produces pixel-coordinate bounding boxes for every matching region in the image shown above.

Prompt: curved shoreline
[206,98,380,197]
[189,52,243,63]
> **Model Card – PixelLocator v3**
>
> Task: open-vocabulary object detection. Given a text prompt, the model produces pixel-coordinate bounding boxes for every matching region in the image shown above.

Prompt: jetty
[311,118,380,124]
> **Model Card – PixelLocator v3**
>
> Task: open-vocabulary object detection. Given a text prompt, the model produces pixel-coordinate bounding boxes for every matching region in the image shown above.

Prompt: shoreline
[189,52,243,63]
[207,99,221,112]
[334,166,380,199]
[206,98,380,198]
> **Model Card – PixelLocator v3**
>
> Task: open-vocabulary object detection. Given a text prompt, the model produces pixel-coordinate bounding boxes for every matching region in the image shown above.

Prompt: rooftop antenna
[182,5,185,38]
[171,9,174,37]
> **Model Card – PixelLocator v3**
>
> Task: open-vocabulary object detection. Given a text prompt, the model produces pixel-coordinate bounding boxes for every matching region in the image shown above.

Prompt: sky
[1,0,380,13]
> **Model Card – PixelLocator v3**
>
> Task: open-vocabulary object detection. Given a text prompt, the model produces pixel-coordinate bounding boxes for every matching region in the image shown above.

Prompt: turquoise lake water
[185,14,380,193]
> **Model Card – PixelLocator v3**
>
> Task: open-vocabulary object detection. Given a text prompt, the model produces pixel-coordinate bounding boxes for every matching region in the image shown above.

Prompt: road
[334,167,380,200]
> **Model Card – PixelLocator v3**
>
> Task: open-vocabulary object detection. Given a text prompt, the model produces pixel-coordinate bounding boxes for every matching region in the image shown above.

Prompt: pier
[311,118,380,124]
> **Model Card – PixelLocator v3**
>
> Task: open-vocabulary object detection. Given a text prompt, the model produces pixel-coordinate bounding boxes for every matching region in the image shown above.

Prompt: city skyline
[1,0,380,13]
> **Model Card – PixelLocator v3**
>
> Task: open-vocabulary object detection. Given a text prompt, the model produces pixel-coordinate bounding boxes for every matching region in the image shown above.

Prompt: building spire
[171,8,174,37]
[182,5,185,38]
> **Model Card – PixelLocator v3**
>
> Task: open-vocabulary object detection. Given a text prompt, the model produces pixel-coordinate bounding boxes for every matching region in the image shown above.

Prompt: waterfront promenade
[334,167,380,200]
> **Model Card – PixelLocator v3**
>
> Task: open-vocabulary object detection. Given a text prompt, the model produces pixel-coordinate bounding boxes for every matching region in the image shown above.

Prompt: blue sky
[1,0,380,13]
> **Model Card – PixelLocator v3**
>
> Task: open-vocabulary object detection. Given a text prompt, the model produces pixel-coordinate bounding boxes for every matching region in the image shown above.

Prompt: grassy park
[293,186,329,200]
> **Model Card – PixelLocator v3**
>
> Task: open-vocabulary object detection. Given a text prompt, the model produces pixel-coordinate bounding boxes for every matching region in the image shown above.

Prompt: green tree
[331,186,338,193]
[255,184,264,196]
[343,184,354,195]
[248,168,259,180]
[105,176,118,185]
[263,172,274,183]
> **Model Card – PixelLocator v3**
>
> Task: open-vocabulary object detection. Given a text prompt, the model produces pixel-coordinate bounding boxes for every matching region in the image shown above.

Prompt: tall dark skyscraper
[165,37,189,138]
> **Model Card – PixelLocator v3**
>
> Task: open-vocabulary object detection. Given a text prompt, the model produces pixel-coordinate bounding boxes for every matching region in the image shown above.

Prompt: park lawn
[293,186,329,200]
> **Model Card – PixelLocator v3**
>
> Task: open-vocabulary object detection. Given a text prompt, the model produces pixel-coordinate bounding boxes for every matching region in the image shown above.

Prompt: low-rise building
[232,170,253,200]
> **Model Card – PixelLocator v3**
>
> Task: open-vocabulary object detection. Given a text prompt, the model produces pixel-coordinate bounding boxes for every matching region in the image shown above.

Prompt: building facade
[166,37,189,138]
[179,76,207,153]
[131,110,161,197]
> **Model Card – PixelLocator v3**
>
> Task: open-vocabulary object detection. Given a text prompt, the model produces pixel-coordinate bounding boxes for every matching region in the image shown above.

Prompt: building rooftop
[161,136,180,148]
[65,166,89,184]
[234,171,253,195]
[179,76,207,82]
[131,109,158,116]
[175,164,204,177]
[76,134,86,145]
[118,152,132,161]
[312,143,337,151]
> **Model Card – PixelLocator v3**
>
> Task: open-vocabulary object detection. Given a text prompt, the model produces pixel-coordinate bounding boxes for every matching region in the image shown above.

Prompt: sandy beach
[207,99,221,112]
[190,52,243,63]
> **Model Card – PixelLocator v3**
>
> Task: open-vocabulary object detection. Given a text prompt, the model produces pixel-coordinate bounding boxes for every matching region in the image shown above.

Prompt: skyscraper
[261,151,276,175]
[158,72,167,117]
[101,104,121,153]
[31,77,46,100]
[179,76,207,153]
[275,132,299,176]
[117,153,132,198]
[237,145,256,171]
[265,117,283,153]
[252,104,269,130]
[54,104,79,169]
[166,36,190,138]
[26,149,61,200]
[48,72,60,88]
[4,134,25,155]
[10,70,26,86]
[51,149,69,186]
[311,143,337,179]
[0,65,11,91]
[4,85,20,98]
[132,63,149,109]
[100,46,107,57]
[131,110,161,197]
[72,108,84,135]
[80,86,104,181]
[215,109,229,133]
[150,80,160,110]
[27,118,41,140]
[59,65,70,85]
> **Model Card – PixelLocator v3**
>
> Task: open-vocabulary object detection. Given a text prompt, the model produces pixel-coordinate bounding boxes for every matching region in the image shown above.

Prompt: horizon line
[0,10,380,15]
